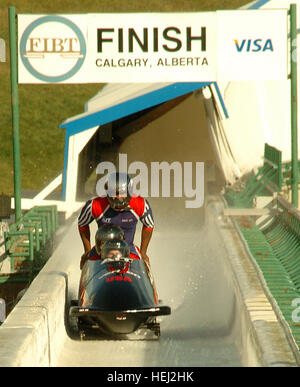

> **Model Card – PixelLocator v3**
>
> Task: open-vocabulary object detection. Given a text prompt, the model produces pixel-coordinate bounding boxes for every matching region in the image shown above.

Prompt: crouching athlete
[80,224,125,269]
[78,172,154,269]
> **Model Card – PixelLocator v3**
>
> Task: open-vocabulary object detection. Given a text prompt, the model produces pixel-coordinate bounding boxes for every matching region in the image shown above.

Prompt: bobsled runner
[69,252,171,340]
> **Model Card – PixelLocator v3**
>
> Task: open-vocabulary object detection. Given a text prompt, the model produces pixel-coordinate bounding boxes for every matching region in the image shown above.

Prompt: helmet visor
[102,246,129,260]
[107,195,130,210]
[102,239,130,260]
[105,172,133,210]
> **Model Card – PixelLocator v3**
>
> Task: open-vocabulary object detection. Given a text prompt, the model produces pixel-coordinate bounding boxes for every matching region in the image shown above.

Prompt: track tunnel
[76,88,222,204]
[59,83,227,208]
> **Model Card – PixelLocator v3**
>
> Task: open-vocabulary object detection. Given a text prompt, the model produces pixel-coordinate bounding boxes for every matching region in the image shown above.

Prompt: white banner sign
[18,10,288,83]
[217,10,288,80]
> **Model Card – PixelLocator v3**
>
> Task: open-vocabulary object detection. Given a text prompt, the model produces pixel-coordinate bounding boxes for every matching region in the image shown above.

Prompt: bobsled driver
[80,224,125,269]
[78,171,154,269]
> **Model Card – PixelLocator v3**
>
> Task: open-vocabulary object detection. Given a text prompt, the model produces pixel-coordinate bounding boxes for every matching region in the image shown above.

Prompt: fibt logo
[234,38,273,52]
[20,15,86,82]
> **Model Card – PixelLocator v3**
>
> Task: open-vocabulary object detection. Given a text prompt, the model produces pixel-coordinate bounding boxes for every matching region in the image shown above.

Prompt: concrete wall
[0,218,82,366]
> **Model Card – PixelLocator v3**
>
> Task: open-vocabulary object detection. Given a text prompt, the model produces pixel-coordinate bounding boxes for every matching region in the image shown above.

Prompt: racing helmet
[105,172,133,211]
[95,224,125,255]
[101,239,130,260]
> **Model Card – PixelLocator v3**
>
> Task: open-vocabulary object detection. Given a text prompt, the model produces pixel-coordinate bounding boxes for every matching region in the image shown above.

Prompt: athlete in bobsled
[78,172,154,269]
[71,237,171,340]
[74,173,170,339]
[80,223,125,269]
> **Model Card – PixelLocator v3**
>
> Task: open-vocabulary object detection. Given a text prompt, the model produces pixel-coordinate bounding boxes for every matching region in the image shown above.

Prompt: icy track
[52,195,298,367]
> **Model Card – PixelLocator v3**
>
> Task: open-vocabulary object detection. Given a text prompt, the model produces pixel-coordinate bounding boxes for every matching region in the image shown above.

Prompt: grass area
[0,0,249,196]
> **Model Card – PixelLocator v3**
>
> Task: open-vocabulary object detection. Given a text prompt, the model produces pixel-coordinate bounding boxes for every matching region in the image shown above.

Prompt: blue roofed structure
[59,81,228,202]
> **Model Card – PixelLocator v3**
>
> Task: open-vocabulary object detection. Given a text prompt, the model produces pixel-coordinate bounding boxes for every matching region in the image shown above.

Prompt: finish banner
[18,10,288,83]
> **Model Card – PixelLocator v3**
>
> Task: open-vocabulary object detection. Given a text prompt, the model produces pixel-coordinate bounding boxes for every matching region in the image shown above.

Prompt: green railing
[223,143,300,352]
[225,143,283,208]
[2,205,59,283]
[232,196,300,351]
[263,197,300,293]
[264,143,283,191]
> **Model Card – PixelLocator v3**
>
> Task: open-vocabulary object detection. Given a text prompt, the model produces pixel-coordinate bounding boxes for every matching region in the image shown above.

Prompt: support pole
[290,4,298,208]
[8,6,22,221]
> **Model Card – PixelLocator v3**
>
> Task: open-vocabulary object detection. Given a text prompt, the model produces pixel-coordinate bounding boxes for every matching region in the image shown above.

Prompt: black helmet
[105,172,133,210]
[95,224,125,255]
[101,239,130,260]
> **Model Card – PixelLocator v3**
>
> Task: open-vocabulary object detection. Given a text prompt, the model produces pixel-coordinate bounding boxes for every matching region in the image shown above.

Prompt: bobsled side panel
[86,274,155,310]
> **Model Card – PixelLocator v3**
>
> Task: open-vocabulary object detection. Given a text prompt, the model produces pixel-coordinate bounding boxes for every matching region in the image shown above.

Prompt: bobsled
[69,253,171,340]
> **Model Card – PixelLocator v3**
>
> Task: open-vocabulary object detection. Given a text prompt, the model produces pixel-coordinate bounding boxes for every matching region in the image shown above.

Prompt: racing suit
[78,195,154,259]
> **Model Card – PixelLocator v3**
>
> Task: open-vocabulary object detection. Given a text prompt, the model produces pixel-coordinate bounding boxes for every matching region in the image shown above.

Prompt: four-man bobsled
[69,241,171,340]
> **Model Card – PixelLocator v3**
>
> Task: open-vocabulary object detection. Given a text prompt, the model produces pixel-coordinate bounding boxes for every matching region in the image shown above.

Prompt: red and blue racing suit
[78,195,154,260]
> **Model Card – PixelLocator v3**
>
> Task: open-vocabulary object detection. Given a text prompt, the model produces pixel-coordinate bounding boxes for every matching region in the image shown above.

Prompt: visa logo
[234,39,273,52]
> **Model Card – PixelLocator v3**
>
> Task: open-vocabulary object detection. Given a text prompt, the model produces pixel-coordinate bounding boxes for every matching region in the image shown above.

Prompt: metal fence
[2,205,59,283]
